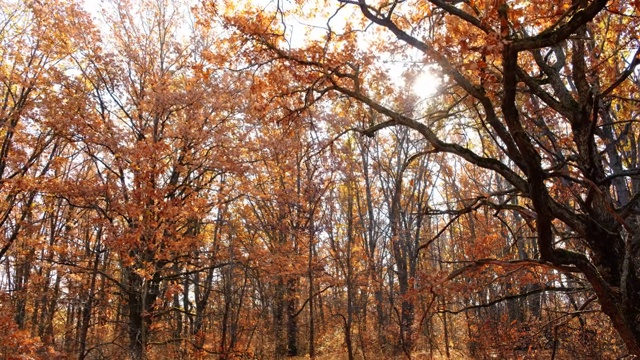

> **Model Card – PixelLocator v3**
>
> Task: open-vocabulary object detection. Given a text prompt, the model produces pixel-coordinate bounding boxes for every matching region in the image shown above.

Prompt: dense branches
[0,0,638,359]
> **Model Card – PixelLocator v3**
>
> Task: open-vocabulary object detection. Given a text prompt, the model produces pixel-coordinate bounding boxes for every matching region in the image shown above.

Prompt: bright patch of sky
[81,0,440,101]
[250,0,441,101]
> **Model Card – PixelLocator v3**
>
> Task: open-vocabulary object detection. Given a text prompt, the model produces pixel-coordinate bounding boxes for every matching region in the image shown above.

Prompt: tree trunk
[286,278,298,356]
[274,278,286,359]
[124,264,161,360]
[79,243,102,360]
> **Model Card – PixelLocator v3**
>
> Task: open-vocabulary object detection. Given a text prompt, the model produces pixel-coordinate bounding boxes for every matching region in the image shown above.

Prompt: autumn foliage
[0,0,639,359]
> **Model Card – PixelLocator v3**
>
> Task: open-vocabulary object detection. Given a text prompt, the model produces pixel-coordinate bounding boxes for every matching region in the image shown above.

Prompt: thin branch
[439,286,588,315]
[602,48,640,97]
[442,258,581,285]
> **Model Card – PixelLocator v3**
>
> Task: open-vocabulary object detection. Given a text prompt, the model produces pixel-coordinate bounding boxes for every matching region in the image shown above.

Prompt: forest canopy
[0,0,639,359]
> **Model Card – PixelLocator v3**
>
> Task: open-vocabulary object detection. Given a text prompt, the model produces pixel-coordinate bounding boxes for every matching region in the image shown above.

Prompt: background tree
[44,0,244,357]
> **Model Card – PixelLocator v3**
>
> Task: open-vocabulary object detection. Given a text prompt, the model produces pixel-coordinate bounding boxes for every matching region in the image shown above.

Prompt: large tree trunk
[124,263,161,360]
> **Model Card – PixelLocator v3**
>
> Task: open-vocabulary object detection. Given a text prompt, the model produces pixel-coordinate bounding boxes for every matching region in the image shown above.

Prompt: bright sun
[412,70,441,98]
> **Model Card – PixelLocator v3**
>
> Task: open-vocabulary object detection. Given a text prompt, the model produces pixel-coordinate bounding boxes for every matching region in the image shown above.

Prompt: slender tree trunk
[274,278,286,359]
[286,278,299,356]
[441,296,450,359]
[14,261,31,329]
[220,265,233,359]
[308,235,315,359]
[79,240,102,360]
[341,311,355,360]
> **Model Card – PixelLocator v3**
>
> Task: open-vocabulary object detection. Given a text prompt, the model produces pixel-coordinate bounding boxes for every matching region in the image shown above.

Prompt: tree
[0,0,86,262]
[0,1,102,357]
[219,0,640,356]
[55,1,245,357]
[241,114,330,358]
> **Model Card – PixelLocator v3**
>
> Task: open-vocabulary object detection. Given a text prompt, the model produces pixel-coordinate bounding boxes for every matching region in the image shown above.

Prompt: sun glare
[412,70,441,98]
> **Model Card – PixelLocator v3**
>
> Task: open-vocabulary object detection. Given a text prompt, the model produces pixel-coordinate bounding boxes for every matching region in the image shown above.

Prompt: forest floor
[290,349,471,360]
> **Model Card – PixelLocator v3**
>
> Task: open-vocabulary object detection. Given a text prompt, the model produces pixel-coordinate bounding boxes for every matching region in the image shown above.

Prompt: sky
[78,0,440,99]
